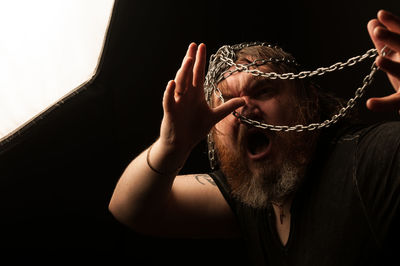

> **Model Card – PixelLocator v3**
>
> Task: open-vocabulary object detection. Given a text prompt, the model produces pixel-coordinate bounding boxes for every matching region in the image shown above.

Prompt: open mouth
[246,129,271,159]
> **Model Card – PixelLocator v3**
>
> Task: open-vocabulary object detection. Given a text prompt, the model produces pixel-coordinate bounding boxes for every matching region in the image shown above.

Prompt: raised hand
[159,43,245,153]
[367,10,400,114]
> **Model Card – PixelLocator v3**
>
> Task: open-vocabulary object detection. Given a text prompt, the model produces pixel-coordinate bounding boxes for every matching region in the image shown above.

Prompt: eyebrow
[218,76,276,98]
[236,58,253,65]
[249,77,275,91]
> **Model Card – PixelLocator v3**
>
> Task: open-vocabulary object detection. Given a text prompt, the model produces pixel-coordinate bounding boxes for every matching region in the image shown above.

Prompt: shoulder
[313,121,400,182]
[208,170,238,211]
[351,122,400,237]
[208,170,231,193]
[322,121,400,146]
[352,121,400,204]
[331,121,400,173]
[193,173,217,186]
[355,121,400,157]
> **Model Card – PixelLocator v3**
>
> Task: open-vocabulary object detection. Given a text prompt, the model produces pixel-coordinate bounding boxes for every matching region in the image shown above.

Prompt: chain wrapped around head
[204,42,298,106]
[204,41,383,169]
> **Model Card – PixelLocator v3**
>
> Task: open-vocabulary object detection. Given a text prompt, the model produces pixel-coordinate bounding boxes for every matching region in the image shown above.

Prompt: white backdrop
[0,0,115,140]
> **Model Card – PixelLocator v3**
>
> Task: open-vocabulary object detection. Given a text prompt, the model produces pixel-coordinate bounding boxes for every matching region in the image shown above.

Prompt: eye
[254,87,276,99]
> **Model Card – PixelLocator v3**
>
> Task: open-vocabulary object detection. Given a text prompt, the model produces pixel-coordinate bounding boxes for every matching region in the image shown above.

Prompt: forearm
[108,138,191,230]
[109,42,244,232]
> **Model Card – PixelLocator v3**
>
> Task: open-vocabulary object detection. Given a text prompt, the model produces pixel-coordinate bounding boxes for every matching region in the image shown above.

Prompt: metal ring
[381,45,393,57]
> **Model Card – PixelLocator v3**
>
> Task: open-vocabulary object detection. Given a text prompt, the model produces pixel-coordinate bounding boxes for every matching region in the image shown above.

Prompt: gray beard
[214,128,315,209]
[227,160,302,208]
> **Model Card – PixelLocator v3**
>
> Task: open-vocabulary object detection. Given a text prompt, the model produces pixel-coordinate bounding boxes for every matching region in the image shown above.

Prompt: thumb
[366,91,400,112]
[212,97,246,123]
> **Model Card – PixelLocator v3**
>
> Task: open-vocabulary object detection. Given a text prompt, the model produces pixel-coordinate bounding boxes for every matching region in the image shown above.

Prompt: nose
[237,96,263,118]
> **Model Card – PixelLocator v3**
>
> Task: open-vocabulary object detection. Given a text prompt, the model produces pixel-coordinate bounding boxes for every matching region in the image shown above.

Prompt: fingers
[212,97,246,124]
[378,10,400,34]
[164,43,206,110]
[172,42,208,103]
[366,92,400,113]
[185,42,198,59]
[366,10,400,115]
[373,26,400,55]
[368,19,385,52]
[163,80,176,112]
[375,55,400,81]
[184,43,197,88]
[193,43,206,88]
[174,54,194,96]
[174,43,197,95]
[368,10,400,57]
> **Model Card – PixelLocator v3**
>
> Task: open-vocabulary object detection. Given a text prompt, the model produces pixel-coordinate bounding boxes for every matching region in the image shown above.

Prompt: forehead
[217,64,282,96]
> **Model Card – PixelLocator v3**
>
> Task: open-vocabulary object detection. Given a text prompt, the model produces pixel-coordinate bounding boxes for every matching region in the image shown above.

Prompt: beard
[214,124,317,209]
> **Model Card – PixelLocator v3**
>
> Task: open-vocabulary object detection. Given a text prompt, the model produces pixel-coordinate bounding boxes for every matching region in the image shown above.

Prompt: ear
[295,80,320,123]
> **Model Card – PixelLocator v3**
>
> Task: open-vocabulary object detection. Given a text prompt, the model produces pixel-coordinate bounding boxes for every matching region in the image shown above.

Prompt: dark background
[0,0,399,264]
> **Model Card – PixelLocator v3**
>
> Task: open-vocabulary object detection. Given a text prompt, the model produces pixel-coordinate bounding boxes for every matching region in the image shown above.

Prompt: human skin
[108,10,400,240]
[367,10,400,113]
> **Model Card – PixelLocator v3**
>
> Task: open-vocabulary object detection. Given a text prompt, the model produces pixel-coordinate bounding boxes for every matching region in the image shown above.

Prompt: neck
[271,199,292,225]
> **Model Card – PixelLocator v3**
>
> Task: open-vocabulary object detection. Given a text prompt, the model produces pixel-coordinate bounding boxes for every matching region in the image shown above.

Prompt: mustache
[237,108,265,123]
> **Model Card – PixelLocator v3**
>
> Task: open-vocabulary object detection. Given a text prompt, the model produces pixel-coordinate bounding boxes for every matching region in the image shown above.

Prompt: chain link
[232,61,379,132]
[207,133,217,170]
[204,42,380,132]
[221,48,377,81]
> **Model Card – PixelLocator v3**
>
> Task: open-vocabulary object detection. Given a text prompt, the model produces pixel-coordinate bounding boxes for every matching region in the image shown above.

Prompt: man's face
[212,64,316,207]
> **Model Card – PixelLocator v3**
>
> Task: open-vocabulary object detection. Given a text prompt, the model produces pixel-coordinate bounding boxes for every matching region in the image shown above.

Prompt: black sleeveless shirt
[209,122,400,266]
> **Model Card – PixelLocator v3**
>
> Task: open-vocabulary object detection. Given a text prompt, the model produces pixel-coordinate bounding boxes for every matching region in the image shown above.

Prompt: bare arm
[108,43,244,238]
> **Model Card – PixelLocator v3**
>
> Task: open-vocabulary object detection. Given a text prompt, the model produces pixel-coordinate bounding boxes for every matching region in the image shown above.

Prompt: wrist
[147,138,192,175]
[157,135,194,158]
[146,144,183,176]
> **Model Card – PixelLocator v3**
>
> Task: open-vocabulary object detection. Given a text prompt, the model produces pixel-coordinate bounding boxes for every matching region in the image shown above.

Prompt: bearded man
[109,10,400,266]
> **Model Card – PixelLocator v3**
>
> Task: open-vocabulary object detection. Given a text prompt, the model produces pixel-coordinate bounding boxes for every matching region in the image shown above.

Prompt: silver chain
[205,43,381,132]
[232,59,379,132]
[221,48,377,81]
[204,42,386,169]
